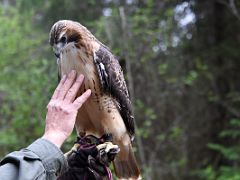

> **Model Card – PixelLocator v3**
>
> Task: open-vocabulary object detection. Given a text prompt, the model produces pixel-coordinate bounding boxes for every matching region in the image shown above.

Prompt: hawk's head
[50,20,98,60]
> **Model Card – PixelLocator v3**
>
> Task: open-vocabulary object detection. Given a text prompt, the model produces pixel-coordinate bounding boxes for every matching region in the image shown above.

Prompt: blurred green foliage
[196,119,240,180]
[0,5,56,154]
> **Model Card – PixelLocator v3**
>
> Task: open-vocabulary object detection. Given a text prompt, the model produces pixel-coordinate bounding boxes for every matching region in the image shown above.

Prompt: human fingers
[51,74,67,100]
[64,74,84,103]
[73,89,91,109]
[58,70,77,100]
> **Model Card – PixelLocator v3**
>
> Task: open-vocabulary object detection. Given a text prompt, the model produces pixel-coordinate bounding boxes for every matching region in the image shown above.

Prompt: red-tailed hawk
[49,20,141,179]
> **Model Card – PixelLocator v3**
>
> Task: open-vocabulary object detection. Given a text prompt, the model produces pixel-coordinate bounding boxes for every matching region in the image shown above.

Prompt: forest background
[0,0,240,179]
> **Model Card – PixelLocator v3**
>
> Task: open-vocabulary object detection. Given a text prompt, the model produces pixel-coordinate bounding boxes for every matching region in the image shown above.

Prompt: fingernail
[61,74,67,81]
[86,89,91,95]
[70,70,76,75]
[78,74,84,80]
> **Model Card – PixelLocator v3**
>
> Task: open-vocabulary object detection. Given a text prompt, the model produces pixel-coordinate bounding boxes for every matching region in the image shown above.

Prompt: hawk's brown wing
[94,45,135,140]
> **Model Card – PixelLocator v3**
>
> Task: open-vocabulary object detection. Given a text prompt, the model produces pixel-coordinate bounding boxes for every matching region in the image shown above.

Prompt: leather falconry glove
[57,134,119,180]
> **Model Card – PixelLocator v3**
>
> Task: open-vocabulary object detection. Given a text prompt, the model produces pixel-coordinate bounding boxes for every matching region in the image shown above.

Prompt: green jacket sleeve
[0,138,68,180]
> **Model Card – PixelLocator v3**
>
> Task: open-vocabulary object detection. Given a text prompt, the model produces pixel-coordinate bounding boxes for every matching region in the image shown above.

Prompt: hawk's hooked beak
[53,42,65,59]
[55,52,60,58]
[53,36,67,59]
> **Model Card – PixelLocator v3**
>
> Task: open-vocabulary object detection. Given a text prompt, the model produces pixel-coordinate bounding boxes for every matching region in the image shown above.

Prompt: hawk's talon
[96,141,120,166]
[97,142,119,153]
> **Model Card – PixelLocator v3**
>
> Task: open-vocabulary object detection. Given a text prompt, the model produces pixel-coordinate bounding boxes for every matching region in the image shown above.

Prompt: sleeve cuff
[26,138,68,175]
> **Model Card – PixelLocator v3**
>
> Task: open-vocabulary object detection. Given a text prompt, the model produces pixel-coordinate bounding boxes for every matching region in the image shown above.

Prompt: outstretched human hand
[42,70,91,148]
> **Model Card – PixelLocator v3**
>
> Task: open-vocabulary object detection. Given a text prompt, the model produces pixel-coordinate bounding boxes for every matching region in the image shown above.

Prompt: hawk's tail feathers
[113,143,141,180]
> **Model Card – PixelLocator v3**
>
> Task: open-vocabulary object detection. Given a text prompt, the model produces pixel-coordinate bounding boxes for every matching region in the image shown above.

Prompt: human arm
[0,138,67,180]
[0,70,91,180]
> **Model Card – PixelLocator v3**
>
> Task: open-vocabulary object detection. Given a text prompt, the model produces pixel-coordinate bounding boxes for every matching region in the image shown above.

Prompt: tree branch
[229,0,240,20]
[217,0,240,20]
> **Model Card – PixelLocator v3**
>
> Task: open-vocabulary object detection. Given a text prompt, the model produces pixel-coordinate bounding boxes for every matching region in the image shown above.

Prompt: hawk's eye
[59,36,67,44]
[68,34,80,43]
